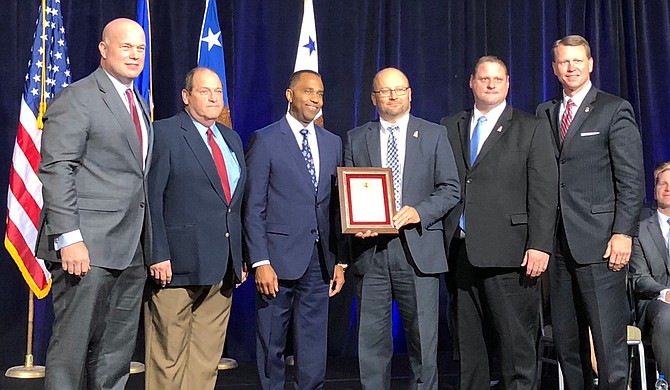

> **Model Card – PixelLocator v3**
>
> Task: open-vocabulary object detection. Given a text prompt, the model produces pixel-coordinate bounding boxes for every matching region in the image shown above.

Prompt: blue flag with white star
[134,0,153,120]
[198,0,229,108]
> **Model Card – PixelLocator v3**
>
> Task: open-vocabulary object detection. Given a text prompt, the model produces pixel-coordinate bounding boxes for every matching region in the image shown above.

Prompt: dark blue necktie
[300,129,317,193]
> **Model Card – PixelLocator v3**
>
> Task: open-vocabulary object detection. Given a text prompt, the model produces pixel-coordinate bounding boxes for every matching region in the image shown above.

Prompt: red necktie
[207,128,232,203]
[560,99,575,143]
[125,89,143,152]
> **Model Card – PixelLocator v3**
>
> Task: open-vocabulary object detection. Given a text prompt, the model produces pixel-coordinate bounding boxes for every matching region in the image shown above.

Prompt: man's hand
[521,249,549,278]
[603,234,632,272]
[150,260,172,287]
[255,264,279,298]
[329,265,346,297]
[60,241,90,277]
[236,262,248,288]
[355,230,378,239]
[392,206,420,230]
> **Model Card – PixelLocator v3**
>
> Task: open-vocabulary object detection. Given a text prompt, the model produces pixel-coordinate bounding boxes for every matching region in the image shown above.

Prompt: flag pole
[5,290,46,379]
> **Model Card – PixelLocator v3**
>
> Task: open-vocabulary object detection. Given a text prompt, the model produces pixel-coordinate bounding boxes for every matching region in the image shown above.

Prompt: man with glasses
[442,55,557,389]
[344,67,460,389]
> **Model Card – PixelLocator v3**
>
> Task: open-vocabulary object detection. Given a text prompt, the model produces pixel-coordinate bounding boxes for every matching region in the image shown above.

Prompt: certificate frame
[337,167,398,234]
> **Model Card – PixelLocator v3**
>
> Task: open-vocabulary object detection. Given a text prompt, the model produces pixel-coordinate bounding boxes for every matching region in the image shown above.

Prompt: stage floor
[1,352,569,389]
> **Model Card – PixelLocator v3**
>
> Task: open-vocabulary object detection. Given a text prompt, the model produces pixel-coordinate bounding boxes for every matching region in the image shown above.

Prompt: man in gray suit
[536,35,645,388]
[36,18,152,390]
[630,161,670,377]
[344,67,460,389]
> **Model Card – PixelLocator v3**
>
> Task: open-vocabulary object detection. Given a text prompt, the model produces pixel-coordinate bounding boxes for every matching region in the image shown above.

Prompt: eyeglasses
[372,86,410,97]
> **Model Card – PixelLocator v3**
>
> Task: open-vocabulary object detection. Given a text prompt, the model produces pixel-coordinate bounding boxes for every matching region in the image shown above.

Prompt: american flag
[5,0,71,299]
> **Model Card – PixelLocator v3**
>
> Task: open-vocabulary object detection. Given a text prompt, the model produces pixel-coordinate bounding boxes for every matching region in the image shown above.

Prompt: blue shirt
[190,117,241,195]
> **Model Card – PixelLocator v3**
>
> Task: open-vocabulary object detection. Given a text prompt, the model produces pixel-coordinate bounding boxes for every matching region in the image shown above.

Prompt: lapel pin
[585,107,590,113]
[496,126,502,133]
[413,131,419,138]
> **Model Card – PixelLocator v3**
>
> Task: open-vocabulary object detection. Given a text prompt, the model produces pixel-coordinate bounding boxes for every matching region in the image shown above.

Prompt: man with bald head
[344,68,460,389]
[36,18,152,389]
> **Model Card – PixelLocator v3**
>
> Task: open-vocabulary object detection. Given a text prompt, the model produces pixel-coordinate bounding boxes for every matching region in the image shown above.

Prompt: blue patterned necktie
[459,115,488,232]
[387,125,402,210]
[300,129,318,193]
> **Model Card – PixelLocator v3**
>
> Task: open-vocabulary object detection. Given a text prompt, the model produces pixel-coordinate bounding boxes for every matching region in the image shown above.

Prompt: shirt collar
[186,109,217,138]
[562,81,592,109]
[285,113,316,135]
[472,100,507,123]
[102,69,134,96]
[380,113,410,133]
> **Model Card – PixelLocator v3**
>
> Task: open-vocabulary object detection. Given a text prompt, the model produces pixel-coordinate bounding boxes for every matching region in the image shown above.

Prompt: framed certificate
[337,167,398,234]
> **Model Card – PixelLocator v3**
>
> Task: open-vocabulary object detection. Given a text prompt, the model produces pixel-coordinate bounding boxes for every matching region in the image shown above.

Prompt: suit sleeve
[413,126,461,228]
[147,124,171,265]
[609,100,645,237]
[243,132,271,264]
[39,87,91,235]
[526,118,559,253]
[629,236,667,300]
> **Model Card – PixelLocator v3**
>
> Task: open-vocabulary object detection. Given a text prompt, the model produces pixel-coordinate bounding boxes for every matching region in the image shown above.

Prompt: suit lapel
[365,122,382,167]
[472,105,512,168]
[403,116,422,192]
[458,111,472,169]
[314,126,330,200]
[646,215,670,274]
[279,118,315,193]
[135,85,153,175]
[179,111,228,204]
[93,68,144,171]
[562,86,597,150]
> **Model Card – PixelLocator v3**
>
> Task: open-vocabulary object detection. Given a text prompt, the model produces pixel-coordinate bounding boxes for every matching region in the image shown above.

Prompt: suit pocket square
[580,132,600,137]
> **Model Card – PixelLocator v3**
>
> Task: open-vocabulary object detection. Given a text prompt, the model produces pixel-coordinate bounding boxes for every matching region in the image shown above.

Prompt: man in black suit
[344,67,460,389]
[630,162,670,377]
[145,67,246,390]
[441,56,558,389]
[536,35,645,389]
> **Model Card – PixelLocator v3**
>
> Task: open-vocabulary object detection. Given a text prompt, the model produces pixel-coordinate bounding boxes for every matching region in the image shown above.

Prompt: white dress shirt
[470,100,507,154]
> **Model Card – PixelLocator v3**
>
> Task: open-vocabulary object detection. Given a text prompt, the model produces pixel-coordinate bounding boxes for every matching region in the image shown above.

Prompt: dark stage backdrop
[2,0,669,369]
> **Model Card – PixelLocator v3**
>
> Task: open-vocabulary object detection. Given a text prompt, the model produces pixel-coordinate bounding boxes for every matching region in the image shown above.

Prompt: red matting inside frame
[345,173,392,225]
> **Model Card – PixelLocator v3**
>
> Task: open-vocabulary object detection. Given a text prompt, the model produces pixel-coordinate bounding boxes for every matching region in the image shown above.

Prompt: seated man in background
[630,161,670,377]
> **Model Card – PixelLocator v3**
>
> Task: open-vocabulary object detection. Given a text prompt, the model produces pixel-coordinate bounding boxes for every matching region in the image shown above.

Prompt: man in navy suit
[630,162,670,377]
[145,67,246,390]
[344,68,460,389]
[244,70,345,390]
[536,35,645,389]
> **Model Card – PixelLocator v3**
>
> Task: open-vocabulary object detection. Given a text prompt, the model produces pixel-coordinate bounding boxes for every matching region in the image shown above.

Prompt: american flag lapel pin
[413,131,419,138]
[496,126,502,133]
[585,107,591,113]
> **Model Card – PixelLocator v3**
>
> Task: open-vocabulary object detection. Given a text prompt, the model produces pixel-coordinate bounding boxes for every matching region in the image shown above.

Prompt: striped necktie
[560,99,575,143]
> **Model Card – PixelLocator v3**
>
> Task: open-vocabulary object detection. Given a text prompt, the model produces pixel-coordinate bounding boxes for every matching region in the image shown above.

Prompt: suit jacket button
[560,159,566,164]
[225,232,230,238]
[139,202,145,208]
[466,178,472,184]
[311,229,316,234]
[228,208,232,213]
[560,183,566,188]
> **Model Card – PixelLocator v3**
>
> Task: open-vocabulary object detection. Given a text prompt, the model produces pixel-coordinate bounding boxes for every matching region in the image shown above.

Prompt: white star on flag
[201,28,222,51]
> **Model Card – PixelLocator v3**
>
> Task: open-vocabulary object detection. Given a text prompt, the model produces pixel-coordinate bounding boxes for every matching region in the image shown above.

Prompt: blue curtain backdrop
[1,0,669,368]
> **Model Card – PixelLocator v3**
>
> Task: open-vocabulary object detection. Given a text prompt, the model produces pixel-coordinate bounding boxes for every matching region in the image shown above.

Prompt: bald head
[371,68,412,123]
[99,18,146,86]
